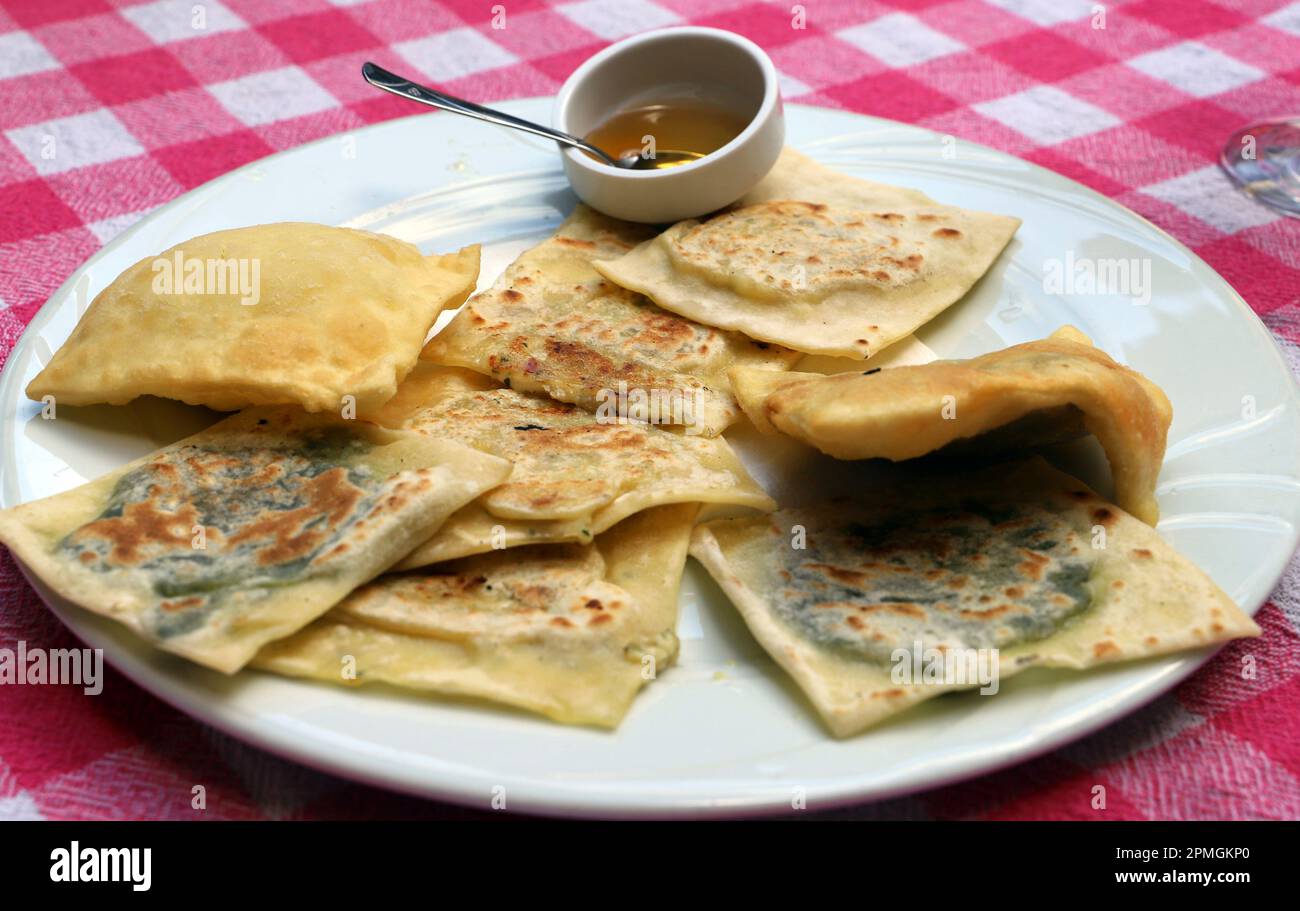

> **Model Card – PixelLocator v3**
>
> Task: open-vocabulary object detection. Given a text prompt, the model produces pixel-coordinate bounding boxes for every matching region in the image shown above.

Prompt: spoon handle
[361,62,615,165]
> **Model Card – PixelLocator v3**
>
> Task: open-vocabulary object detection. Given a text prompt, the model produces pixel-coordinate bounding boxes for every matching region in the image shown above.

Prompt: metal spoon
[361,62,701,170]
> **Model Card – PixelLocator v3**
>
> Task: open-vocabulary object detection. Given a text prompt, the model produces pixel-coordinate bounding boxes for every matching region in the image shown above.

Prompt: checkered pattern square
[0,0,1298,821]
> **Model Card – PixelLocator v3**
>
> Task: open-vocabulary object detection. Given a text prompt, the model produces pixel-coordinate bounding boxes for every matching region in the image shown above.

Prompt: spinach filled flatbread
[0,408,510,672]
[690,458,1257,737]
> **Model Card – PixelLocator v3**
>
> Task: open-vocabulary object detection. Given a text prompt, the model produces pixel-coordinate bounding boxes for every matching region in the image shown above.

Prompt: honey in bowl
[583,100,750,169]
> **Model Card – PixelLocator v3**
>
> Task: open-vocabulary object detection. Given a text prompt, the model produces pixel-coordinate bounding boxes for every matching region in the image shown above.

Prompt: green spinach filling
[59,432,381,639]
[773,499,1094,663]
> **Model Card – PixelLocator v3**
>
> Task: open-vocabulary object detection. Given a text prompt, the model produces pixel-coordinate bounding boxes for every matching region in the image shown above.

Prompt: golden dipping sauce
[583,100,750,169]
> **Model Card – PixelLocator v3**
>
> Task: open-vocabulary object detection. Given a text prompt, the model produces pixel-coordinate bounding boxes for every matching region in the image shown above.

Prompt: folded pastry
[730,327,1171,525]
[28,222,479,413]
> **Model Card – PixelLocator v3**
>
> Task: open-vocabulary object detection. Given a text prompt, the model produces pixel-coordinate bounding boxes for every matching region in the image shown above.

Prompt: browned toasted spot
[588,613,613,626]
[457,573,491,594]
[1094,641,1121,659]
[786,201,827,214]
[1092,507,1116,527]
[532,336,616,382]
[1017,550,1050,581]
[231,467,365,566]
[160,596,204,613]
[635,309,701,350]
[551,617,574,628]
[525,490,558,508]
[554,236,595,249]
[1112,580,1125,589]
[807,562,867,586]
[882,602,925,618]
[74,499,200,566]
[1131,548,1153,559]
[933,227,961,238]
[962,603,1014,619]
[994,516,1035,532]
[1004,586,1025,598]
[894,254,923,269]
[1145,636,1158,646]
[502,289,523,302]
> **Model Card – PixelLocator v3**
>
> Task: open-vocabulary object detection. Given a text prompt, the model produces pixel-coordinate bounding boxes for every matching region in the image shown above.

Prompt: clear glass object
[1221,118,1300,218]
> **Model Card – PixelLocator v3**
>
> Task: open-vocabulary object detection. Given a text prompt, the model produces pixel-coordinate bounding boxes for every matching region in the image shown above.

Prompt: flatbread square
[254,503,698,728]
[421,205,798,436]
[0,408,511,672]
[690,458,1258,737]
[593,148,1021,359]
[369,363,775,567]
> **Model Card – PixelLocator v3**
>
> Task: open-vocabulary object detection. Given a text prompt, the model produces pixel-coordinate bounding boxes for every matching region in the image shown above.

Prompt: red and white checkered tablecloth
[0,0,1298,821]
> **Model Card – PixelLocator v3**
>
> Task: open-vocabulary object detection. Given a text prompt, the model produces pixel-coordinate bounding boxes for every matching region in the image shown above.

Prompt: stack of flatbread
[0,150,1258,738]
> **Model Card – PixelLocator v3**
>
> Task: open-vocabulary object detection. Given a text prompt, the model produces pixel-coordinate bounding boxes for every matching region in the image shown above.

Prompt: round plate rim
[1,99,1296,819]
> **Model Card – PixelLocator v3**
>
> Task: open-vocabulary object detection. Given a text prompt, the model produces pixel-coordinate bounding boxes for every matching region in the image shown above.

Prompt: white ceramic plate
[3,101,1298,818]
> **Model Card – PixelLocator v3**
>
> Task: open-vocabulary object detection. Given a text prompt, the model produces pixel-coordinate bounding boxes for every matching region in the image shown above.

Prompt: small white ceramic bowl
[553,27,784,224]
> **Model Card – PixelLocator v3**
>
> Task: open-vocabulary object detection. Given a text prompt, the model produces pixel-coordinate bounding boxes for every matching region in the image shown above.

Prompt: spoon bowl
[612,149,704,170]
